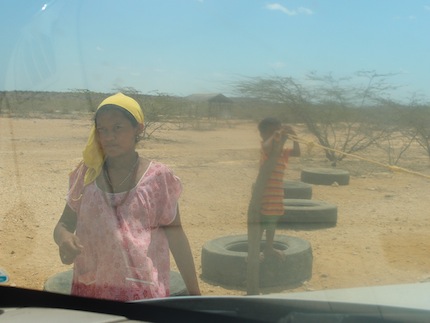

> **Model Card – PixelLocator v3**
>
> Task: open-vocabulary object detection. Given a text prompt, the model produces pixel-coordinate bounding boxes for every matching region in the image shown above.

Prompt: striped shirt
[260,144,290,216]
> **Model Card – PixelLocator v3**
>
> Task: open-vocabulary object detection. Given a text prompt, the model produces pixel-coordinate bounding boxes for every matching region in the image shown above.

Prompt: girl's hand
[281,125,296,135]
[273,130,282,141]
[59,233,84,265]
[281,125,297,140]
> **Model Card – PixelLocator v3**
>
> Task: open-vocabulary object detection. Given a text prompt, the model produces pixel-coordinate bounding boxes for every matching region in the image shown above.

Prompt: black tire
[283,180,312,199]
[44,270,73,295]
[301,168,350,186]
[169,271,189,296]
[201,234,312,288]
[43,270,188,297]
[281,199,337,227]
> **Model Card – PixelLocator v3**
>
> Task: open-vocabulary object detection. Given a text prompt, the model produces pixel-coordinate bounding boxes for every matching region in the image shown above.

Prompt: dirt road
[1,117,430,296]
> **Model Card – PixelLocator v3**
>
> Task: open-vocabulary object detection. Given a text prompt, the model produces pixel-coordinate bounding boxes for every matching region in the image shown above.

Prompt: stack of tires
[200,168,350,290]
[300,167,350,186]
[281,168,350,229]
[201,234,313,289]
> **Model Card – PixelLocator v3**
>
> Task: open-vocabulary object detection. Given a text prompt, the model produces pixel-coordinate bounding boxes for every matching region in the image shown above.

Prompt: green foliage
[233,71,428,165]
[2,78,429,164]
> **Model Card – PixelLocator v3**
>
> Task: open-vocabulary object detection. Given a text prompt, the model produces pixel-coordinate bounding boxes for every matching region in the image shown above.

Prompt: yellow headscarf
[81,93,144,185]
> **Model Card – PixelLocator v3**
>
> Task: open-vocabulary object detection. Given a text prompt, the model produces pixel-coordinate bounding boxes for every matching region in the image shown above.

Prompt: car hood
[264,282,430,311]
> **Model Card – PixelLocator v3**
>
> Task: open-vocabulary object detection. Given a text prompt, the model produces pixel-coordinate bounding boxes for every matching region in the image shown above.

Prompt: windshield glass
[1,0,430,304]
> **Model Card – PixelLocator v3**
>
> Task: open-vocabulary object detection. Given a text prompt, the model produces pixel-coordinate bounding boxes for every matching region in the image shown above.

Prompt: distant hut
[186,93,233,119]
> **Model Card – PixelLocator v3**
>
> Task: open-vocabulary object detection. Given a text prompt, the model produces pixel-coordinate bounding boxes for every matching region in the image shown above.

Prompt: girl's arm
[165,207,201,296]
[262,130,286,156]
[282,125,301,157]
[290,140,301,157]
[261,135,274,155]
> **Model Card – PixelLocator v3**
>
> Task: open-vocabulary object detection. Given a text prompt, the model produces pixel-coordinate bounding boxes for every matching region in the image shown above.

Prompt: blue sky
[1,0,429,101]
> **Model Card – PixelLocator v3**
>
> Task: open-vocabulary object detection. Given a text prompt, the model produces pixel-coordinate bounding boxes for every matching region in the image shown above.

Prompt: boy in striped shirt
[258,117,300,260]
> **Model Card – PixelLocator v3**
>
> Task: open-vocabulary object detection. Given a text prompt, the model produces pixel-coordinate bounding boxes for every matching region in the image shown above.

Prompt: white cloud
[298,7,313,15]
[266,3,313,16]
[266,3,296,15]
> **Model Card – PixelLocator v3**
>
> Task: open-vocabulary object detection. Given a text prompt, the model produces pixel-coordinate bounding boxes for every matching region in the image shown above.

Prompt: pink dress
[67,161,181,301]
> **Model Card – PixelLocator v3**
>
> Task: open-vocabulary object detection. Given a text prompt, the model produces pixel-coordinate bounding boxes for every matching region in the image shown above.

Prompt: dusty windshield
[1,0,430,302]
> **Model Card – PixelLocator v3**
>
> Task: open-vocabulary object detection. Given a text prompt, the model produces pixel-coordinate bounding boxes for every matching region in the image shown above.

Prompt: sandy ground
[1,117,430,297]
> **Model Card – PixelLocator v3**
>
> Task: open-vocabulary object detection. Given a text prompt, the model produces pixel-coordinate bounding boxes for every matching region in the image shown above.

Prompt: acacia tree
[112,87,174,140]
[402,98,430,161]
[140,91,178,139]
[414,120,430,160]
[234,71,397,165]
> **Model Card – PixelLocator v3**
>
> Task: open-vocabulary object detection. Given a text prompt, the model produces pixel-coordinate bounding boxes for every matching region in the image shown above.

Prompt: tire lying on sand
[44,270,188,296]
[283,180,312,199]
[301,168,350,186]
[281,199,337,227]
[201,234,312,288]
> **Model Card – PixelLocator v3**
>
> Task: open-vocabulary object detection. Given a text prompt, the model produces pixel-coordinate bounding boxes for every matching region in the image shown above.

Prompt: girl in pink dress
[54,93,200,301]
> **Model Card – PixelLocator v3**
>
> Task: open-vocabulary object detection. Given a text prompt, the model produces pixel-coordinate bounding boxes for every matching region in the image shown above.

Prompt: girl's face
[95,109,142,158]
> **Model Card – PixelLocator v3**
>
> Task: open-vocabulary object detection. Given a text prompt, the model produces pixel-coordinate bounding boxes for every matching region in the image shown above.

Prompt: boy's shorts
[260,214,282,229]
